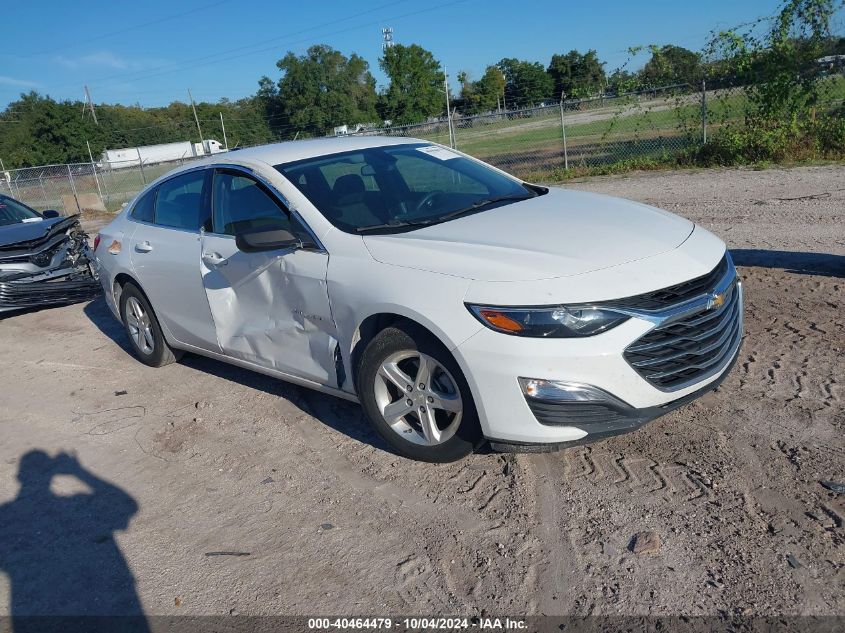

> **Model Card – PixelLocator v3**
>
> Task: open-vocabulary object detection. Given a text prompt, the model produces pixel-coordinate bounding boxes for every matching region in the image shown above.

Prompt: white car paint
[94,137,741,448]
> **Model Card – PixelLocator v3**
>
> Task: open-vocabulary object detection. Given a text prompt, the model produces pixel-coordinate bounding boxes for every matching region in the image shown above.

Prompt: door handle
[202,251,227,267]
[135,241,153,253]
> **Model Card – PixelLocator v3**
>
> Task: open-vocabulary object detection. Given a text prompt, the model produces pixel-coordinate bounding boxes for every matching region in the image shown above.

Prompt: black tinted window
[154,171,206,230]
[212,171,290,236]
[130,189,155,223]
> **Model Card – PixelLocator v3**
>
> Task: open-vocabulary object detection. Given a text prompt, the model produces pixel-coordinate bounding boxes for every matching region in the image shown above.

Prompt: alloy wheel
[373,351,463,446]
[125,296,155,355]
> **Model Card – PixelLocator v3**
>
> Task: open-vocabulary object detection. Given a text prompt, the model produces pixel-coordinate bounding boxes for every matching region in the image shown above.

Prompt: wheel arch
[111,272,178,347]
[348,309,472,394]
[112,272,155,311]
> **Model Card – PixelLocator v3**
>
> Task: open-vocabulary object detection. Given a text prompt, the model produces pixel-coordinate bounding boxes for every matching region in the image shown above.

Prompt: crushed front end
[0,215,101,313]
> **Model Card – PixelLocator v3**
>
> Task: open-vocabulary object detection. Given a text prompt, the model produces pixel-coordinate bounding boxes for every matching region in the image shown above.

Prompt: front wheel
[357,326,482,462]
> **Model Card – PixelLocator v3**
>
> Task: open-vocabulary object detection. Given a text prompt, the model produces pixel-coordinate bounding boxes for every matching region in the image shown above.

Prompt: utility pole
[83,85,98,125]
[219,112,228,150]
[444,70,455,149]
[700,79,707,144]
[188,89,205,154]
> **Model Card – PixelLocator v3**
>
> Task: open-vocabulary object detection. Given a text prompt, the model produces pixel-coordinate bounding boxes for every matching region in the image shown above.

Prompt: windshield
[0,196,42,227]
[275,143,539,233]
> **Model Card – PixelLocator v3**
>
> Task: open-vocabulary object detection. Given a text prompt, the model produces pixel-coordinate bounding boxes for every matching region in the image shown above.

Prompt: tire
[119,282,182,368]
[357,325,483,463]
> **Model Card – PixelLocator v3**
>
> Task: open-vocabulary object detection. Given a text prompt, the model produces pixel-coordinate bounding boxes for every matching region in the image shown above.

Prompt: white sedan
[93,137,742,462]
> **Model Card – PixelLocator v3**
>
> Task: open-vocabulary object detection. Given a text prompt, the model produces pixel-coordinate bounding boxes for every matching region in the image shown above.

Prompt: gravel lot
[0,165,842,618]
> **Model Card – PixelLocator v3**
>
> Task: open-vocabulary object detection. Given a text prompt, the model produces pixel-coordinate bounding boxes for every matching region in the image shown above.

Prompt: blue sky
[2,0,841,108]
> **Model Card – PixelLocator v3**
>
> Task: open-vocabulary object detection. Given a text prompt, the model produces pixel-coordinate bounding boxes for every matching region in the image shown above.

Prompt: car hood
[362,188,694,282]
[0,215,75,249]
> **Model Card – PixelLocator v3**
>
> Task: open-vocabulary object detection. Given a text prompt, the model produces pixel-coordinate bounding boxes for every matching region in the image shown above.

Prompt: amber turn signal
[478,309,524,333]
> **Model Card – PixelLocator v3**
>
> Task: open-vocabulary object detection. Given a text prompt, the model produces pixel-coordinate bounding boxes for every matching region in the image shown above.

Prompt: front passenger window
[212,171,292,236]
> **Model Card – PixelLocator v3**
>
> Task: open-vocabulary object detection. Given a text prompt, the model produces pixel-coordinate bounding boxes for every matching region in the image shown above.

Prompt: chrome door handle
[202,251,227,267]
[135,241,153,253]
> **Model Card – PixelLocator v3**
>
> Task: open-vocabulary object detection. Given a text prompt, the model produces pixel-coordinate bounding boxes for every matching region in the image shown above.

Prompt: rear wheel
[119,283,182,367]
[357,325,482,462]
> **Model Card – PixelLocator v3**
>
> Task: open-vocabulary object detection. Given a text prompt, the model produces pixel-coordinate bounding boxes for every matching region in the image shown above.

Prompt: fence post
[701,80,707,144]
[67,164,81,214]
[559,91,569,171]
[136,148,147,185]
[86,140,104,203]
[38,174,48,207]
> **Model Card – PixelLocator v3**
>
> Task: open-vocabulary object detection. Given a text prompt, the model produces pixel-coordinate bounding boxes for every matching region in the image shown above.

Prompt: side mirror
[42,209,61,218]
[235,227,301,253]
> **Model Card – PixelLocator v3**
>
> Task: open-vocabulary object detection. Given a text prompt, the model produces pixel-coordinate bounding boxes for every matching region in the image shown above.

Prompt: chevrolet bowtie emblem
[708,292,726,309]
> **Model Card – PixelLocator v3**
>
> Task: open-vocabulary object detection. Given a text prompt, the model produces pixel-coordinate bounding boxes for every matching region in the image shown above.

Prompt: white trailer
[101,140,225,170]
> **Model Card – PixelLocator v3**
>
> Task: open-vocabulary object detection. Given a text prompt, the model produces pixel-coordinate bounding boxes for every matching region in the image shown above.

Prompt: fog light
[518,378,624,405]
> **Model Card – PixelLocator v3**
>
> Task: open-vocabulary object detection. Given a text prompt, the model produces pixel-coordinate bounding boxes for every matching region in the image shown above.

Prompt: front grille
[611,255,729,310]
[623,279,742,390]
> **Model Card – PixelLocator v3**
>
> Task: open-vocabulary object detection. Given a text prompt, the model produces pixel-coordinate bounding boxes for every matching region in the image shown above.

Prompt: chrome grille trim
[610,255,729,311]
[621,254,743,392]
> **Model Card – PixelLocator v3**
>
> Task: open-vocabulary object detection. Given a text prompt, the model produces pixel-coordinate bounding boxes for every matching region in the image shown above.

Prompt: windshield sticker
[416,145,460,160]
[22,217,43,223]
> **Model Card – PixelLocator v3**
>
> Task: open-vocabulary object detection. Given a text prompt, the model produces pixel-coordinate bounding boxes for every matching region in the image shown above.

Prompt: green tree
[606,69,640,94]
[496,58,554,108]
[547,50,606,98]
[455,66,506,114]
[267,44,378,137]
[378,44,445,124]
[470,66,507,113]
[705,0,841,121]
[640,45,702,87]
[0,92,274,168]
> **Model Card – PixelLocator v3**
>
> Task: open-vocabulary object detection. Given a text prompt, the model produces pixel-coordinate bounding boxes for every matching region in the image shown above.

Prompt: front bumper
[487,346,740,452]
[0,265,101,313]
[453,271,743,448]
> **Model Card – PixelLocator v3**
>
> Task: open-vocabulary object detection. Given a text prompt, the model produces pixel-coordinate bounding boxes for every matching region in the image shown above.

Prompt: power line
[88,0,469,92]
[21,0,233,58]
[51,0,415,91]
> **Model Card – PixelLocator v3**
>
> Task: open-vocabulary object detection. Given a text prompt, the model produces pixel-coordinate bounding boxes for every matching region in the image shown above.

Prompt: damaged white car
[94,138,742,462]
[0,194,100,313]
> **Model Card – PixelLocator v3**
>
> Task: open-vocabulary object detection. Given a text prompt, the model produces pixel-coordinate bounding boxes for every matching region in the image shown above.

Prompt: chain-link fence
[0,155,208,215]
[348,83,706,178]
[356,76,844,179]
[3,77,843,214]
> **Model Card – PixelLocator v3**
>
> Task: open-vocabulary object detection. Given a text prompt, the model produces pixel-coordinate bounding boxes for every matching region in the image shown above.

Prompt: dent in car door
[200,168,338,386]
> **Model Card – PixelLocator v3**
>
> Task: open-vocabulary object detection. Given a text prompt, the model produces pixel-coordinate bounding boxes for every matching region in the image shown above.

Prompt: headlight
[467,304,629,338]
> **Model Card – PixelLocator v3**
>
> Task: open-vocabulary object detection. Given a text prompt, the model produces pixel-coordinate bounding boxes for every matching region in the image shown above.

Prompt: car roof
[211,136,425,167]
[136,136,433,194]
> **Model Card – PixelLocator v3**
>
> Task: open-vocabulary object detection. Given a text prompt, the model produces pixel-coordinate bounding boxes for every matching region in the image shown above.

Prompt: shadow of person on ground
[731,249,845,278]
[0,450,148,633]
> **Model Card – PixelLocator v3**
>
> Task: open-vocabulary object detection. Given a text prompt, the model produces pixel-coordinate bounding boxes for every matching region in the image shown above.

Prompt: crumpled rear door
[200,233,338,387]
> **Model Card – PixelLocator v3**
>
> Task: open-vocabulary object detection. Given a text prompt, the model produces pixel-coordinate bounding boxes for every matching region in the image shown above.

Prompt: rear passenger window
[154,171,206,230]
[130,189,155,223]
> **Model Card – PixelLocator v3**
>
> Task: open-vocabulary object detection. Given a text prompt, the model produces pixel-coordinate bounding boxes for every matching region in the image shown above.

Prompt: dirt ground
[0,165,842,618]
